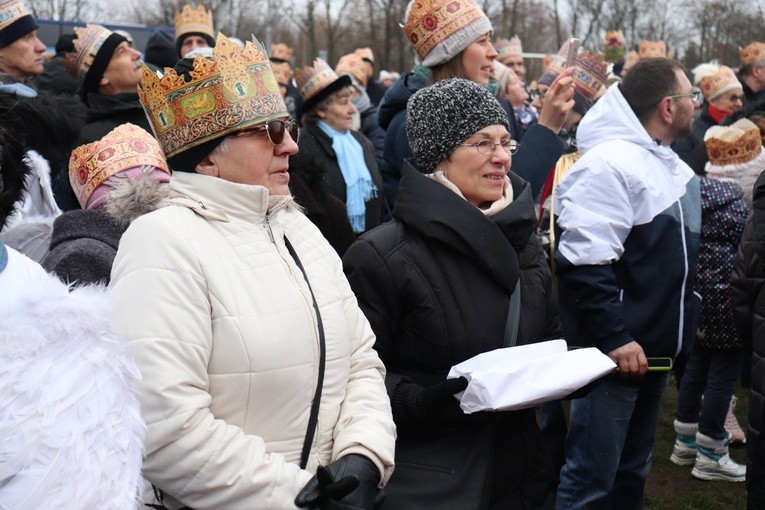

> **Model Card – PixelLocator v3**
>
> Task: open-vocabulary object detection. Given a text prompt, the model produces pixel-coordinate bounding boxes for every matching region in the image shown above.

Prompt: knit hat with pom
[406,78,509,174]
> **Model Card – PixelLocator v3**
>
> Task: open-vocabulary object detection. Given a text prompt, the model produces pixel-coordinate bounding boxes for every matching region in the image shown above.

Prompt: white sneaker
[692,450,746,482]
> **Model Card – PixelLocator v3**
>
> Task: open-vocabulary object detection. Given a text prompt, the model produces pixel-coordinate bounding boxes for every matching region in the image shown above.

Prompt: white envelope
[447,339,616,413]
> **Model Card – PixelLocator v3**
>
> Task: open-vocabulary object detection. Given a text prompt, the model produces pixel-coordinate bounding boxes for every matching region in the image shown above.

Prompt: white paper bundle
[448,339,616,413]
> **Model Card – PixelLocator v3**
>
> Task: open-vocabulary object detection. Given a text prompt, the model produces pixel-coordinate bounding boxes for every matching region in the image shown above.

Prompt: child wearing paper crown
[671,119,764,482]
[42,123,171,286]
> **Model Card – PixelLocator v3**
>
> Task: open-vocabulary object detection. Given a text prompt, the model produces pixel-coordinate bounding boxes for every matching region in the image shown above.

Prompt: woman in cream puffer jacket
[109,171,396,509]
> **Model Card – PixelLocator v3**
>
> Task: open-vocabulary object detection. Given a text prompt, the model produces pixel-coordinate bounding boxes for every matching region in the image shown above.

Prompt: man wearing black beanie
[0,0,45,83]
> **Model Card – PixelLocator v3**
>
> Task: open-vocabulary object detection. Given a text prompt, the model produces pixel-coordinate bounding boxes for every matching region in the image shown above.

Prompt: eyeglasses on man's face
[460,139,520,156]
[668,90,702,103]
[530,89,546,101]
[232,119,300,145]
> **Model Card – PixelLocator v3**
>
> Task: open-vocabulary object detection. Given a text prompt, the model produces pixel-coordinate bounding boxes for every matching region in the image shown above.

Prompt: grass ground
[644,378,748,509]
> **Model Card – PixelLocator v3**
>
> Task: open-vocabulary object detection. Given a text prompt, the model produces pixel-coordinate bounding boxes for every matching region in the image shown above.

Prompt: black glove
[392,376,468,427]
[295,454,383,510]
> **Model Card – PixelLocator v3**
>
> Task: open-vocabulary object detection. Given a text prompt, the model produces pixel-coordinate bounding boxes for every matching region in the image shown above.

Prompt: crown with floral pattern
[69,123,169,207]
[603,30,625,63]
[175,4,214,42]
[705,119,763,166]
[137,34,287,159]
[741,42,765,67]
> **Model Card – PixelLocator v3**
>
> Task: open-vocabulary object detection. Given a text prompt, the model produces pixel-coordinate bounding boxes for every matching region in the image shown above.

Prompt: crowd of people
[1,0,765,508]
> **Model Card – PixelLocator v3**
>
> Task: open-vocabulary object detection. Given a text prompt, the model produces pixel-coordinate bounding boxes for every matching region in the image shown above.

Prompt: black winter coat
[289,120,388,233]
[731,171,765,510]
[377,71,564,207]
[343,163,560,509]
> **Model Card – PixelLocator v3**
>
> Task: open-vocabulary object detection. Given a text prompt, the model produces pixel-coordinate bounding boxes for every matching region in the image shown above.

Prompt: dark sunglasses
[233,119,299,145]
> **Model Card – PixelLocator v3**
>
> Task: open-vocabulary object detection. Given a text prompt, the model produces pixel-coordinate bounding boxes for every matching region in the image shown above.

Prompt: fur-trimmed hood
[0,255,145,509]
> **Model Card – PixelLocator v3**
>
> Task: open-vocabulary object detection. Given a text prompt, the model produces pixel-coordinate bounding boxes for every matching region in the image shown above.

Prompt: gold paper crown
[495,36,522,58]
[705,119,763,166]
[269,42,293,62]
[64,24,112,80]
[271,61,292,86]
[741,42,765,67]
[296,58,341,102]
[639,40,666,59]
[69,123,169,207]
[402,0,488,65]
[175,4,214,41]
[336,53,368,86]
[0,0,31,32]
[137,34,287,159]
[699,66,741,101]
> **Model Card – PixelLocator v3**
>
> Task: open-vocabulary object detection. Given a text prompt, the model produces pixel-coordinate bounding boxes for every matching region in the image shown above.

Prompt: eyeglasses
[725,94,745,102]
[668,90,702,102]
[530,89,546,101]
[460,139,520,156]
[232,119,300,145]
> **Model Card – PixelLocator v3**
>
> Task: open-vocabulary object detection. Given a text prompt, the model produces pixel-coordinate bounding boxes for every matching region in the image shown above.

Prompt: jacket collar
[394,162,537,292]
[168,172,294,222]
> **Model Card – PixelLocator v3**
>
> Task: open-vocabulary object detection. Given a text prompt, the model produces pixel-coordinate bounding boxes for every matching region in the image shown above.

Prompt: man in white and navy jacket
[553,58,702,510]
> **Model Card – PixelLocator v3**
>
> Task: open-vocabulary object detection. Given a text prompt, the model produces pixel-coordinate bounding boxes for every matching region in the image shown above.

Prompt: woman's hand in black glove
[295,454,383,510]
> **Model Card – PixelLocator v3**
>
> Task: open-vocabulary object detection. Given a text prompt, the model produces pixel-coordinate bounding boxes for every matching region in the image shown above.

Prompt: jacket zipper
[676,199,688,358]
[264,211,275,243]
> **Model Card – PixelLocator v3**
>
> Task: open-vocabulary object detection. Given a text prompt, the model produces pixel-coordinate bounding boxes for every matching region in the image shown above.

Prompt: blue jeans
[556,373,669,510]
[675,343,744,439]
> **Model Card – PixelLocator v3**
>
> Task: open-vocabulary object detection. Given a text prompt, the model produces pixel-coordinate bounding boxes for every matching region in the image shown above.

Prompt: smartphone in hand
[566,38,581,68]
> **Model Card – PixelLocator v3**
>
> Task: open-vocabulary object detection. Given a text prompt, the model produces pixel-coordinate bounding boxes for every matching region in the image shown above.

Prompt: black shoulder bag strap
[503,280,522,348]
[284,236,327,470]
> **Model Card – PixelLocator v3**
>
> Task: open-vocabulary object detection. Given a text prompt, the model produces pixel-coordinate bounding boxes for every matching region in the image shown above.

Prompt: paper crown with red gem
[402,0,492,68]
[741,42,765,67]
[695,64,741,102]
[137,34,288,159]
[705,119,763,166]
[69,123,169,208]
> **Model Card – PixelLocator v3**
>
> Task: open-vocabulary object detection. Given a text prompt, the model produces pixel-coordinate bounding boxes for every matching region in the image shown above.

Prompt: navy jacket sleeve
[512,124,565,199]
[379,109,411,209]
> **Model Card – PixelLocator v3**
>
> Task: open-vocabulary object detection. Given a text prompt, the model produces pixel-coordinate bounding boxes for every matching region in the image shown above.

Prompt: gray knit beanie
[406,78,509,174]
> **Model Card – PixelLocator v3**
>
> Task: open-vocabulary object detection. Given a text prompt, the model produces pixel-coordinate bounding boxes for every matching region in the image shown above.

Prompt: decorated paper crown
[69,123,169,208]
[295,58,351,114]
[269,43,293,63]
[696,64,741,101]
[175,4,214,42]
[740,42,765,67]
[705,119,763,166]
[137,34,287,159]
[603,30,625,63]
[574,51,608,100]
[336,53,368,86]
[639,40,666,59]
[538,39,576,85]
[495,36,523,59]
[402,0,492,68]
[0,0,38,48]
[64,24,128,92]
[271,61,292,86]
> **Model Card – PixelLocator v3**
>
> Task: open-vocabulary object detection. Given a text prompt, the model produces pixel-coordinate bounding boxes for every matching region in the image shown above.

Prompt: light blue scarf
[317,120,377,233]
[0,239,7,274]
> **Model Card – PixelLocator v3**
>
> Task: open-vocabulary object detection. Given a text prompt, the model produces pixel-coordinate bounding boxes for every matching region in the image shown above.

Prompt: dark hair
[619,58,687,122]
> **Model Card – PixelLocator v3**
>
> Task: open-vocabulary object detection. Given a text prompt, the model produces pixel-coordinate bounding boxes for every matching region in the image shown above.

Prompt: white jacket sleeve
[109,214,313,509]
